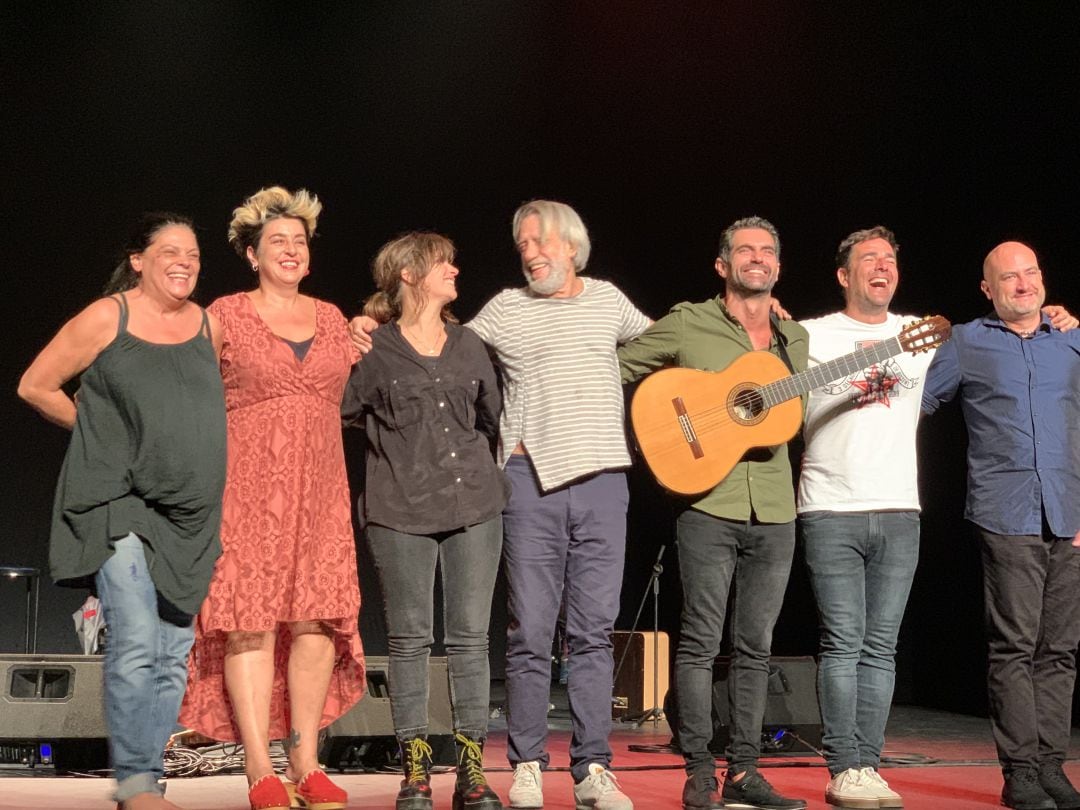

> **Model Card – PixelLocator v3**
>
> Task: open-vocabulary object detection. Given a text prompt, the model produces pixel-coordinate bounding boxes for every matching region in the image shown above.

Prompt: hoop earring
[251,264,259,273]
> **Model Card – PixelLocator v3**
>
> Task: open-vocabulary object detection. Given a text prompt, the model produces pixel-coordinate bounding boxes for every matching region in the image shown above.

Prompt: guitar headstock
[899,315,952,354]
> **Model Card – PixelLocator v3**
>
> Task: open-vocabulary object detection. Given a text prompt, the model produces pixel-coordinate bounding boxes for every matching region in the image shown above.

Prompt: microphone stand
[612,544,666,729]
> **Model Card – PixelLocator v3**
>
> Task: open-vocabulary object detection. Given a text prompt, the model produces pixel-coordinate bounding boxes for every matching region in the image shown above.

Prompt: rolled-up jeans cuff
[115,772,164,802]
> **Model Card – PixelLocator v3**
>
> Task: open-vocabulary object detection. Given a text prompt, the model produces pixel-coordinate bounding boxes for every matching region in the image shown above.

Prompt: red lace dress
[180,292,365,742]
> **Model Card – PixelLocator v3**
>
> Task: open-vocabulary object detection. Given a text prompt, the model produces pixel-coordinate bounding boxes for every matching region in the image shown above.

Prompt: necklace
[402,322,445,355]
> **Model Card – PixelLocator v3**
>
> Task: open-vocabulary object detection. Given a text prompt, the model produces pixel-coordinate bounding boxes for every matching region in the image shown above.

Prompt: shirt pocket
[375,384,426,429]
[441,382,478,428]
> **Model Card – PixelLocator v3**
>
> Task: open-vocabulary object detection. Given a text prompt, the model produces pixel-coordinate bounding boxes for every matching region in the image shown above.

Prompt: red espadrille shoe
[249,774,291,810]
[284,770,347,810]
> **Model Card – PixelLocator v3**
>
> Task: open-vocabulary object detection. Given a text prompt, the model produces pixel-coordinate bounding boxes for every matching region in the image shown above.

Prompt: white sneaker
[573,763,633,810]
[509,761,543,808]
[825,768,880,809]
[859,767,902,808]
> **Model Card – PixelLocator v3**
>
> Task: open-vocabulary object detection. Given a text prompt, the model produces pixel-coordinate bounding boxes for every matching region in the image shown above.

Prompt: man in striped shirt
[468,200,652,810]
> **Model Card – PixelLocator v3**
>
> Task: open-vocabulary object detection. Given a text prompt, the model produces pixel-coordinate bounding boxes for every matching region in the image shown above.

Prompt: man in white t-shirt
[797,226,932,810]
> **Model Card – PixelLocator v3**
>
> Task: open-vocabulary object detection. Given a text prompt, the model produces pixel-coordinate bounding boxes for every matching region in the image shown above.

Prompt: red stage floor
[2,705,1078,809]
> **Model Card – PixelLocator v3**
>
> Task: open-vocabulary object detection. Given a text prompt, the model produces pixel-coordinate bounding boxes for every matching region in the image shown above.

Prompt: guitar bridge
[672,397,704,459]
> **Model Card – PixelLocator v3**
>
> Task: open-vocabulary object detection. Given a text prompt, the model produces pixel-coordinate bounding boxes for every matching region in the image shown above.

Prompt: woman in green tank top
[18,213,226,810]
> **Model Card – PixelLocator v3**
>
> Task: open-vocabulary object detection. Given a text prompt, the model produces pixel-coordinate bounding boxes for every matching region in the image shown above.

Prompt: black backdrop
[3,2,1078,720]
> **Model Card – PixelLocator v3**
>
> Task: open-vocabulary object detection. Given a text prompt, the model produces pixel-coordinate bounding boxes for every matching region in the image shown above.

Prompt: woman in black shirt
[342,232,508,810]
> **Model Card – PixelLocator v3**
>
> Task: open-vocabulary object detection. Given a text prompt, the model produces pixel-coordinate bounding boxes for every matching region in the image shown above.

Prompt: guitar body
[630,352,803,495]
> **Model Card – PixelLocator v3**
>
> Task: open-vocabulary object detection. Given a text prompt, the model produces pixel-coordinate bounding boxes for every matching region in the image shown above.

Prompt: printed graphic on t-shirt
[820,340,921,408]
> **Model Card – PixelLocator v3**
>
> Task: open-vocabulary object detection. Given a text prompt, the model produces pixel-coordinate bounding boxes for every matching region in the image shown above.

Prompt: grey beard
[523,260,569,295]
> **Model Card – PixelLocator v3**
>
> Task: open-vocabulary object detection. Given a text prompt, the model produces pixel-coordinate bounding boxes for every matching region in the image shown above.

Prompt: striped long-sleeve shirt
[468,277,651,492]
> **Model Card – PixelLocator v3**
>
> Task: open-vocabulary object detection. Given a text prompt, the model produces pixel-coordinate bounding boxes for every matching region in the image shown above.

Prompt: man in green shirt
[619,217,808,810]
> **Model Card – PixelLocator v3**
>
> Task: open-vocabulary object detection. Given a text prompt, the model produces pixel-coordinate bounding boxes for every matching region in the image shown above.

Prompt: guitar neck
[762,336,904,406]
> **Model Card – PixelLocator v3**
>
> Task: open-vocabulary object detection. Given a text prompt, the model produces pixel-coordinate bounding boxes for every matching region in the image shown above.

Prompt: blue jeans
[366,517,503,739]
[502,456,628,783]
[95,533,195,802]
[801,510,919,775]
[674,509,796,775]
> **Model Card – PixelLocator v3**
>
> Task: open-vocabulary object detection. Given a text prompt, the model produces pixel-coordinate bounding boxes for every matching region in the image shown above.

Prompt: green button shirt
[618,296,809,523]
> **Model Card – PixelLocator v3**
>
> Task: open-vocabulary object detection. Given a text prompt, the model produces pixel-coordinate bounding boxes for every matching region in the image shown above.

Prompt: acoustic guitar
[629,315,951,495]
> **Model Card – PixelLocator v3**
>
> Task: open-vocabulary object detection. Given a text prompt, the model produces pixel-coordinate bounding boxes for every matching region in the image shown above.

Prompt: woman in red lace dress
[180,186,364,810]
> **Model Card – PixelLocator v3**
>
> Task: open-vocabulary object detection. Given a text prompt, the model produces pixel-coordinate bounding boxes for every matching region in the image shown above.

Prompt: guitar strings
[633,322,946,455]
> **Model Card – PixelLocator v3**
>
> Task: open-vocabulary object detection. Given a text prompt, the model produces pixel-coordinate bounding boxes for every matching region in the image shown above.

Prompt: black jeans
[674,509,796,775]
[367,517,503,739]
[977,524,1080,773]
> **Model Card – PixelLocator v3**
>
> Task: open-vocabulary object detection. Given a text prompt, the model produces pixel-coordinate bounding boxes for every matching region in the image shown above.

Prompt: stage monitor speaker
[0,653,109,770]
[319,655,455,770]
[611,631,669,720]
[711,655,821,753]
[665,655,822,755]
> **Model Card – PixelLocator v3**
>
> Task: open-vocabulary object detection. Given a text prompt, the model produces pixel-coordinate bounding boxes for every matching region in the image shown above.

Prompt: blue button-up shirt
[921,313,1080,538]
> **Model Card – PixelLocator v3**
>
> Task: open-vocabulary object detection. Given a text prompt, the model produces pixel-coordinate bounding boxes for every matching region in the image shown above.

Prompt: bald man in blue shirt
[923,241,1080,810]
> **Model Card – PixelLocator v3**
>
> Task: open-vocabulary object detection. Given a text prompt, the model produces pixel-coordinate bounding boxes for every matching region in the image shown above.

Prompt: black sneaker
[722,768,807,810]
[683,771,723,810]
[1038,763,1080,810]
[1002,768,1055,810]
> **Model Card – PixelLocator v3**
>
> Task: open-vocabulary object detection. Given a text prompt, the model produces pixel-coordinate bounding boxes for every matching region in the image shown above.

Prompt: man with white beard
[349,201,650,809]
[467,200,652,810]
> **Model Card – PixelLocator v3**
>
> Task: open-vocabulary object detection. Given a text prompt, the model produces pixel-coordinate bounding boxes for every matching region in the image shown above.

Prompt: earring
[251,264,259,273]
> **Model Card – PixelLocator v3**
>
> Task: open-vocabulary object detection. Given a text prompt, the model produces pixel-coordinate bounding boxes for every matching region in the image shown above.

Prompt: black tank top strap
[199,306,212,341]
[112,292,130,335]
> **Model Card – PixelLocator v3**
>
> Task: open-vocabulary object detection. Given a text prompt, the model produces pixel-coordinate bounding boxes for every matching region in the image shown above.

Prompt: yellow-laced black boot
[452,733,503,810]
[396,736,434,810]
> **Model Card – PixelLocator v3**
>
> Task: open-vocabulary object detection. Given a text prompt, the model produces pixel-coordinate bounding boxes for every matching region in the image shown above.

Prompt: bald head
[981,241,1045,328]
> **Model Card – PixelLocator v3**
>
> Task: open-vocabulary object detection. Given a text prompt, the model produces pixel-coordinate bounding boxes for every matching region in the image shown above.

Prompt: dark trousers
[674,509,796,775]
[502,456,628,782]
[367,517,503,739]
[977,525,1080,773]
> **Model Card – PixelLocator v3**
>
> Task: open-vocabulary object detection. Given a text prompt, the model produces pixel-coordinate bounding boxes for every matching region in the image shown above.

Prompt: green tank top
[50,293,226,616]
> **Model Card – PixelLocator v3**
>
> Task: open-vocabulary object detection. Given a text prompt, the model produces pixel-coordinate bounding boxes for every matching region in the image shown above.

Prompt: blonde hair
[363,232,459,324]
[227,186,322,257]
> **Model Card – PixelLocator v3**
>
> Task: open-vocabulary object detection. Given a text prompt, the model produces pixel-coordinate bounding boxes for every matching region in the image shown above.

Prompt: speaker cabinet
[0,654,108,770]
[710,655,822,752]
[611,631,669,720]
[665,655,822,755]
[319,655,455,769]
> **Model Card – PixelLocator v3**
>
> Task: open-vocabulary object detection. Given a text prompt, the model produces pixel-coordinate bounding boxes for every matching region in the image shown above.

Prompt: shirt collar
[978,311,1052,335]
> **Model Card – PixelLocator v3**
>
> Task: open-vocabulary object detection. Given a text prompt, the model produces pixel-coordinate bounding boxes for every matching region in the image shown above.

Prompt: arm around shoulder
[18,297,120,429]
[617,308,683,384]
[921,336,961,415]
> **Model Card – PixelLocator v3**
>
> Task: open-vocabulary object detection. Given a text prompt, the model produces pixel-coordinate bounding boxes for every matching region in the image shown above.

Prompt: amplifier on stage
[0,654,108,771]
[611,631,669,720]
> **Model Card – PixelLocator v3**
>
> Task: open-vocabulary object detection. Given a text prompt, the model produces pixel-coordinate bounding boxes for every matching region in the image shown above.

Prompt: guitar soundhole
[729,385,767,425]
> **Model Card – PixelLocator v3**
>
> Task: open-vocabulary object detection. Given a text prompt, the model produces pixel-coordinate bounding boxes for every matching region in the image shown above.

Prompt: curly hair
[227,186,321,258]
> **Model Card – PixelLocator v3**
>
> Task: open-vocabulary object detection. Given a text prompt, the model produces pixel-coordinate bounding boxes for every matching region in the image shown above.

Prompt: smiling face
[248,216,310,289]
[838,236,899,321]
[516,213,578,297]
[129,224,201,302]
[415,259,460,307]
[715,227,780,297]
[982,241,1045,327]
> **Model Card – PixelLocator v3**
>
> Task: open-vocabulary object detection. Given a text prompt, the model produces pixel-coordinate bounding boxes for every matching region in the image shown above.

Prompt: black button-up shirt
[341,321,509,534]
